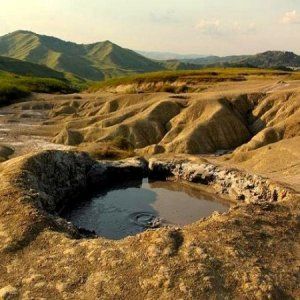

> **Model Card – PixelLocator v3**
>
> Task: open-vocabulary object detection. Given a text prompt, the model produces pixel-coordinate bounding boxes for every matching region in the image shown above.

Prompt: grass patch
[0,71,79,107]
[111,136,134,151]
[76,136,135,160]
[89,67,299,92]
[77,141,135,160]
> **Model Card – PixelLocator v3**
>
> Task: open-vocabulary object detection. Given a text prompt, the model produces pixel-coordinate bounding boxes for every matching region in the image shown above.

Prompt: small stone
[0,285,18,300]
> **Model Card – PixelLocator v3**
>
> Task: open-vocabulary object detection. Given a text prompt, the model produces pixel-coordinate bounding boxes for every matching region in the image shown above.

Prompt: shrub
[76,142,135,160]
[0,74,79,107]
[17,77,78,94]
[0,83,30,106]
[160,85,176,93]
[112,136,134,151]
[175,85,189,93]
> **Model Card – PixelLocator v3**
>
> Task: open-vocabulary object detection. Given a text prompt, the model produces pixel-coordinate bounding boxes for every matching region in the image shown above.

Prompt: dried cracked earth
[0,78,299,299]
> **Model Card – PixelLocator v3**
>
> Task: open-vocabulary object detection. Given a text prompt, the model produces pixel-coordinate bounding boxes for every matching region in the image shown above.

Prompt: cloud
[149,10,178,24]
[280,10,300,24]
[195,19,257,36]
[195,19,221,35]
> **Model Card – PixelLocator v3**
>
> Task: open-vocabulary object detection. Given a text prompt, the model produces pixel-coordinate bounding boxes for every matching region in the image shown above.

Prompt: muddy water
[62,178,229,239]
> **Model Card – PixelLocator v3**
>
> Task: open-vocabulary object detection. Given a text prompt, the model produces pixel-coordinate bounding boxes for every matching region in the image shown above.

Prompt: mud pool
[61,178,229,239]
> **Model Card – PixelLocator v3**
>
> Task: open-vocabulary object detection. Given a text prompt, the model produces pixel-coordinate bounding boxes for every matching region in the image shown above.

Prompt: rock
[149,158,291,203]
[0,286,18,300]
[148,159,175,179]
[16,150,95,212]
[77,227,97,237]
[87,163,108,186]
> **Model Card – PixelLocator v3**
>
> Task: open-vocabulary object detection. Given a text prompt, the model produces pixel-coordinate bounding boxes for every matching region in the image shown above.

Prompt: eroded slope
[46,80,300,158]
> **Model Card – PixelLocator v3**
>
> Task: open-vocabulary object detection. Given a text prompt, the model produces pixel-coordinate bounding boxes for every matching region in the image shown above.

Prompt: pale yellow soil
[0,78,299,299]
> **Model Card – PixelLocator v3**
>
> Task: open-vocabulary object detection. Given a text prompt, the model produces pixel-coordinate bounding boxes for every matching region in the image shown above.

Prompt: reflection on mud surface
[62,178,229,239]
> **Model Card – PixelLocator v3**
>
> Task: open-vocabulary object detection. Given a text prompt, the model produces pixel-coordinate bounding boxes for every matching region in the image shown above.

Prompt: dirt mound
[160,97,251,153]
[0,151,299,299]
[47,81,300,157]
[49,92,256,153]
[52,128,83,146]
[226,136,300,192]
[235,91,300,153]
[50,105,77,117]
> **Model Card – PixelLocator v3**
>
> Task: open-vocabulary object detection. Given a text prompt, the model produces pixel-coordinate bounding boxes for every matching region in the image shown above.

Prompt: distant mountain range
[137,50,300,70]
[137,51,207,61]
[181,51,300,69]
[0,31,200,81]
[0,30,299,83]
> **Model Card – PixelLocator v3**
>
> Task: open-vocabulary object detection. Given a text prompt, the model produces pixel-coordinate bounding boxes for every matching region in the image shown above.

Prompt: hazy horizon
[1,0,300,56]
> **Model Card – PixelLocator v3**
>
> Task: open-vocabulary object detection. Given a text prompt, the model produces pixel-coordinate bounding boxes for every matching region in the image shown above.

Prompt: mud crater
[15,151,291,242]
[60,177,229,239]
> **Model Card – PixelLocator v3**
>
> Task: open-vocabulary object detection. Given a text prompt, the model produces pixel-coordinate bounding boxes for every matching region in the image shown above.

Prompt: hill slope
[0,31,184,81]
[0,56,79,106]
[182,51,300,69]
[239,51,300,68]
[0,55,66,79]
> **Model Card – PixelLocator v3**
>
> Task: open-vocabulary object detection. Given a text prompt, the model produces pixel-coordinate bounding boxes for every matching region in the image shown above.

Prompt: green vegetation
[0,55,65,79]
[0,54,85,107]
[0,81,29,106]
[0,71,78,106]
[77,140,135,160]
[0,30,184,81]
[1,31,299,84]
[182,51,300,69]
[89,67,296,91]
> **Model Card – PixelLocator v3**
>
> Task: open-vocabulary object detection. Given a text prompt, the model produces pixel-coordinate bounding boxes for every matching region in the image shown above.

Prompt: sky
[0,0,300,55]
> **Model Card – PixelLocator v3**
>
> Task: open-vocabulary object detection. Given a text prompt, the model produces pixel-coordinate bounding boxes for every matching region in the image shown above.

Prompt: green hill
[2,31,297,83]
[0,56,79,106]
[0,30,184,81]
[239,51,300,69]
[0,55,66,79]
[182,51,300,69]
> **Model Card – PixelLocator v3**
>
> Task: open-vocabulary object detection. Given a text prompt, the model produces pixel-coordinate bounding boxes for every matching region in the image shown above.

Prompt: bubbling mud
[61,178,229,239]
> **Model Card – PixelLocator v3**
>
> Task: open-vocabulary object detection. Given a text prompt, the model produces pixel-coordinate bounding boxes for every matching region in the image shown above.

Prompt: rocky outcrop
[15,151,147,213]
[87,157,148,187]
[149,159,292,203]
[16,151,95,212]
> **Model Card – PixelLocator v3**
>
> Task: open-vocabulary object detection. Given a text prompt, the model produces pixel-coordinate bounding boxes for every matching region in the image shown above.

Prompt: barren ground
[0,78,299,299]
